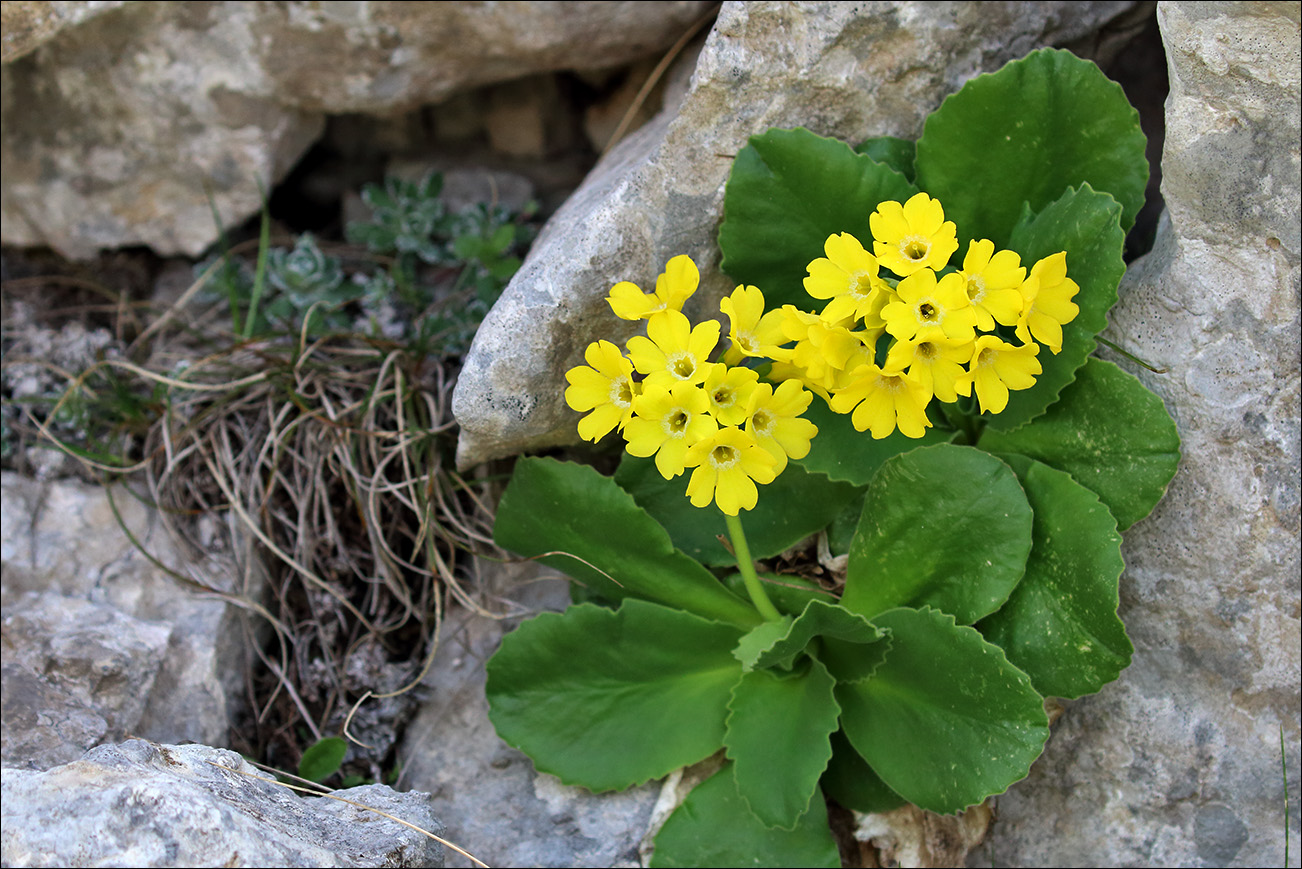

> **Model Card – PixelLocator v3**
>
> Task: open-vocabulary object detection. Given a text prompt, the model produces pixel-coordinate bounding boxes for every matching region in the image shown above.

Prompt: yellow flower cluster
[563,193,1080,511]
[777,192,1081,437]
[564,256,818,515]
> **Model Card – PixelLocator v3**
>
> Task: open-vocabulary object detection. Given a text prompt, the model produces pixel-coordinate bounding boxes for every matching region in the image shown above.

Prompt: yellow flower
[564,340,639,442]
[684,427,778,515]
[884,336,972,404]
[781,306,865,384]
[881,269,978,345]
[719,284,789,365]
[623,382,718,479]
[606,254,700,321]
[703,364,760,426]
[626,310,720,390]
[803,233,891,327]
[829,363,932,439]
[870,193,960,277]
[1015,252,1080,354]
[744,379,818,474]
[958,335,1042,415]
[958,239,1026,331]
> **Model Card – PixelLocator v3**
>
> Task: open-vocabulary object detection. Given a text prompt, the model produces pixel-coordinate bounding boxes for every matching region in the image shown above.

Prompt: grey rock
[1,593,170,770]
[0,0,715,258]
[400,569,661,868]
[1,472,251,764]
[967,2,1300,866]
[451,0,1139,468]
[0,740,444,868]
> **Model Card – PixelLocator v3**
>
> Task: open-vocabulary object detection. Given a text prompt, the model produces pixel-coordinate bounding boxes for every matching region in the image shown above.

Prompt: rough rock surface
[0,740,444,868]
[0,0,715,257]
[452,0,1138,468]
[967,2,1301,866]
[400,570,661,868]
[0,472,250,767]
[1,593,171,770]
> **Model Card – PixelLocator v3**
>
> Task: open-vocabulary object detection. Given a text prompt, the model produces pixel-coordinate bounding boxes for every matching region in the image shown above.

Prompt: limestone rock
[0,740,444,868]
[0,1,715,258]
[452,0,1139,468]
[1,593,171,770]
[0,472,251,765]
[966,2,1300,866]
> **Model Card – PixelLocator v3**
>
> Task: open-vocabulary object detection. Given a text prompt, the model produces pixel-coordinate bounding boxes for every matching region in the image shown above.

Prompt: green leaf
[837,607,1049,814]
[826,493,863,556]
[719,127,919,311]
[485,599,743,791]
[987,184,1127,430]
[821,729,906,814]
[298,737,347,783]
[725,657,840,829]
[736,599,889,677]
[733,617,795,670]
[650,765,840,868]
[495,458,760,628]
[796,397,959,486]
[914,48,1148,249]
[978,357,1180,530]
[855,136,917,182]
[615,454,860,566]
[841,444,1033,624]
[977,455,1132,699]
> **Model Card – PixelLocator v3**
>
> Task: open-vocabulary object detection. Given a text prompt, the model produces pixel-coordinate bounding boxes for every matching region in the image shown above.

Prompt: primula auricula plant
[484,49,1182,867]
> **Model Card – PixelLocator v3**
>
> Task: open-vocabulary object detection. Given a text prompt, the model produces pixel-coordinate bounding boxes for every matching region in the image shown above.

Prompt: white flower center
[668,352,696,380]
[900,236,931,262]
[664,409,691,437]
[851,271,875,296]
[710,444,739,470]
[609,377,633,407]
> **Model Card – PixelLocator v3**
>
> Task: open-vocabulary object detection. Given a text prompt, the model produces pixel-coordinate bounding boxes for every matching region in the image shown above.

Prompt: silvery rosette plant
[482,49,1181,867]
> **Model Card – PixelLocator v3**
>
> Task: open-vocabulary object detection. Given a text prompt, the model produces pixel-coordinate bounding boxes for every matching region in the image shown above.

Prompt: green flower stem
[724,512,783,622]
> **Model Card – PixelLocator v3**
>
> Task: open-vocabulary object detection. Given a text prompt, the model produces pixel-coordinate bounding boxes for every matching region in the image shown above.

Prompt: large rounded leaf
[915,48,1147,250]
[486,599,743,792]
[650,764,840,868]
[978,357,1180,530]
[837,607,1049,814]
[719,127,919,311]
[977,455,1132,699]
[986,184,1127,431]
[821,729,905,815]
[841,444,1033,624]
[494,457,760,628]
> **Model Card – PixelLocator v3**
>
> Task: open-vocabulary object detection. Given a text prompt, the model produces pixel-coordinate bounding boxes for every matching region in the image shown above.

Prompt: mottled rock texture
[968,2,1300,866]
[0,0,714,257]
[451,0,1137,468]
[0,740,443,868]
[1,473,250,767]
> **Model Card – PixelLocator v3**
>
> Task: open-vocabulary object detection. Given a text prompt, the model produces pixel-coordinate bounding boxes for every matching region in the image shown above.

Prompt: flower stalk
[724,511,783,622]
